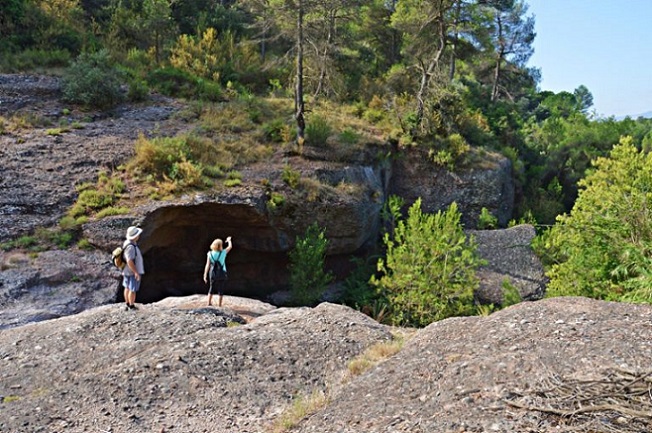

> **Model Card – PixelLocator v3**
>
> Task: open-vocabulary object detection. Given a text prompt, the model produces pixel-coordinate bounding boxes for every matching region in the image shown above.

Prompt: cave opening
[116,202,293,305]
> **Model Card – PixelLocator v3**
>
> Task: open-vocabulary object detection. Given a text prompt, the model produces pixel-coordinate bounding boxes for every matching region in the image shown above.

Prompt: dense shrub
[288,223,333,306]
[477,207,498,230]
[540,136,652,303]
[146,67,222,101]
[62,50,124,109]
[371,198,482,327]
[306,115,332,147]
[0,49,71,72]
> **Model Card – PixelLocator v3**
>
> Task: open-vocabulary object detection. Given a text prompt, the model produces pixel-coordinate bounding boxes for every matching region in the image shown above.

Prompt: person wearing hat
[123,226,145,310]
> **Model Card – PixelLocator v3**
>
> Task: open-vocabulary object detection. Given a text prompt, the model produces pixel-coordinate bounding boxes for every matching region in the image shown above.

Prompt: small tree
[371,198,482,327]
[62,49,124,109]
[542,136,652,302]
[289,223,333,306]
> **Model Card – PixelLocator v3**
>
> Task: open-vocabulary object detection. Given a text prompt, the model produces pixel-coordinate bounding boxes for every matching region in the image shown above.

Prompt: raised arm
[225,236,233,253]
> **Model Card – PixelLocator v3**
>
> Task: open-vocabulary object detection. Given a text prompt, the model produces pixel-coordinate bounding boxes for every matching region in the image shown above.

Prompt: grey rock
[470,224,547,305]
[0,249,117,329]
[389,148,514,228]
[0,298,394,433]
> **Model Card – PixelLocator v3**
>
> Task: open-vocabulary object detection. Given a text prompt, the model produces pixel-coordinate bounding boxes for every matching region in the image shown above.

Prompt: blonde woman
[203,236,232,306]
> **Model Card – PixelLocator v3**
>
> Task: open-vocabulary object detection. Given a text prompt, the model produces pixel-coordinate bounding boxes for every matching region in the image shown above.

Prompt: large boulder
[470,224,548,305]
[0,249,117,329]
[292,297,652,433]
[0,299,394,433]
[3,296,652,433]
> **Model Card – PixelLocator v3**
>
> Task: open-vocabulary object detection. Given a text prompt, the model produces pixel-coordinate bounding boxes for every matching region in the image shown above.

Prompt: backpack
[111,243,133,270]
[210,251,228,281]
[111,246,126,270]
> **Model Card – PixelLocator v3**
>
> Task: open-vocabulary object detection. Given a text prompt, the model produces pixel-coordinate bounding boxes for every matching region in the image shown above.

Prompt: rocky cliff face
[389,148,515,228]
[1,296,650,433]
[0,73,526,325]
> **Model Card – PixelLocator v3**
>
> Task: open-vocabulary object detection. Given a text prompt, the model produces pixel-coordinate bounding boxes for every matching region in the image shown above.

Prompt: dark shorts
[209,278,226,296]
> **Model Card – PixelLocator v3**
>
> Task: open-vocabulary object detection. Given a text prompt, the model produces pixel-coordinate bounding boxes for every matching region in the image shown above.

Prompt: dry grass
[2,112,52,131]
[270,389,330,433]
[346,329,414,377]
[0,252,31,270]
[116,96,390,204]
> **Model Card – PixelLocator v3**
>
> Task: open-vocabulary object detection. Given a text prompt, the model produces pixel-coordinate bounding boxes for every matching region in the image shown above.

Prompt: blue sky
[526,0,652,118]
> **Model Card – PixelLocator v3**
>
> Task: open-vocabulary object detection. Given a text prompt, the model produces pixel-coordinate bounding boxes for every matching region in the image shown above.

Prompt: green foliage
[266,191,285,210]
[76,238,94,250]
[127,78,149,102]
[224,170,242,187]
[340,256,381,313]
[338,128,360,146]
[371,199,482,327]
[146,67,222,101]
[477,207,498,230]
[428,134,471,170]
[1,235,38,251]
[282,165,300,189]
[128,134,204,186]
[288,223,334,306]
[501,279,522,307]
[262,118,288,143]
[69,171,125,218]
[1,224,77,252]
[62,50,124,109]
[306,116,332,147]
[0,49,71,72]
[95,206,130,218]
[542,136,652,303]
[37,228,74,249]
[380,194,404,237]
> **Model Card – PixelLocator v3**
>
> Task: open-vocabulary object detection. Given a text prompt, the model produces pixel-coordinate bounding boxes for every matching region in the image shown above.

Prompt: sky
[526,0,652,118]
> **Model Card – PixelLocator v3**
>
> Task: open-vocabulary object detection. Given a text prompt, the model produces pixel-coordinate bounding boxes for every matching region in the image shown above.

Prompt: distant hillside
[616,110,652,120]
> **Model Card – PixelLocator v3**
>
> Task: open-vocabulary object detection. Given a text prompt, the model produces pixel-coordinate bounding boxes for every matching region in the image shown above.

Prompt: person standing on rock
[123,226,145,311]
[203,236,232,307]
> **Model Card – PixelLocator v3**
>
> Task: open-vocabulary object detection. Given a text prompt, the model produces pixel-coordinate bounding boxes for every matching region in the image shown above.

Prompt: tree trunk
[314,10,335,99]
[449,1,462,81]
[295,0,306,147]
[491,16,505,102]
[414,19,447,133]
[491,55,501,102]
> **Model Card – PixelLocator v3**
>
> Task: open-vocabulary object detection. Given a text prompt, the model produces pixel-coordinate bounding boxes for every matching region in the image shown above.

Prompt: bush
[62,50,124,109]
[477,207,498,230]
[266,191,285,210]
[0,49,71,73]
[338,128,359,146]
[371,198,482,327]
[127,78,149,102]
[68,171,125,218]
[282,165,300,189]
[288,223,333,306]
[306,115,332,147]
[262,118,288,143]
[146,67,222,101]
[146,67,197,98]
[340,256,380,312]
[428,133,470,170]
[541,136,652,303]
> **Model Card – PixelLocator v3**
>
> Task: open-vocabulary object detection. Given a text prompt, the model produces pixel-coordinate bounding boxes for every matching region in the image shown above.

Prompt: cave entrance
[127,203,292,304]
